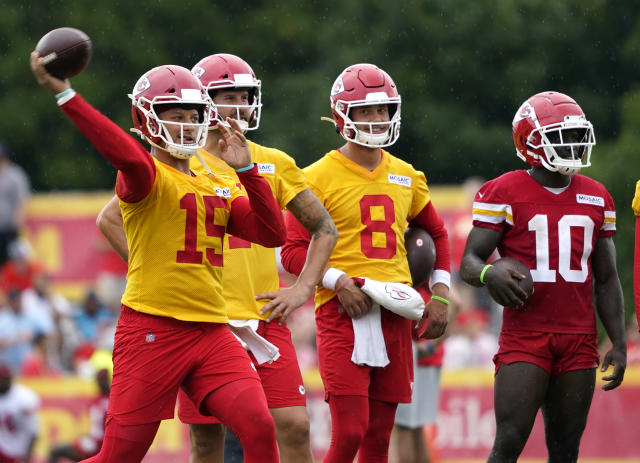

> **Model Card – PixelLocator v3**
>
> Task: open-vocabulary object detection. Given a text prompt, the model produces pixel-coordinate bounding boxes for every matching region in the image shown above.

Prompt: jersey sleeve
[407,169,431,220]
[272,152,308,209]
[471,178,512,232]
[598,187,616,238]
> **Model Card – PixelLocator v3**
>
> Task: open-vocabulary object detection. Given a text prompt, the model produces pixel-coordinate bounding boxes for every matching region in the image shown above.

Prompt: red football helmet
[330,63,401,148]
[512,91,595,175]
[129,65,212,159]
[192,54,262,132]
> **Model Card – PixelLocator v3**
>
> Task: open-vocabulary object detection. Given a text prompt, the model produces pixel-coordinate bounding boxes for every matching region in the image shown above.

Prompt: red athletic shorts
[494,330,600,377]
[315,297,413,403]
[107,305,260,425]
[178,319,307,424]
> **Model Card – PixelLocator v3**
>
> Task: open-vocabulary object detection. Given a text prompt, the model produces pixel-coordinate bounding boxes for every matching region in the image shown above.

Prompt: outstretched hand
[217,118,252,170]
[29,51,70,94]
[600,345,626,391]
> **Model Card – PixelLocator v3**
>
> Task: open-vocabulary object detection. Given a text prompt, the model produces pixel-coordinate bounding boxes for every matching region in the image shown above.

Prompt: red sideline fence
[20,367,640,463]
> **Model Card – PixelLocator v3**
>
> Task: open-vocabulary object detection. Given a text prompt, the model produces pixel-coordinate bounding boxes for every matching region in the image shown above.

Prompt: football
[404,226,436,288]
[35,27,92,79]
[488,256,534,301]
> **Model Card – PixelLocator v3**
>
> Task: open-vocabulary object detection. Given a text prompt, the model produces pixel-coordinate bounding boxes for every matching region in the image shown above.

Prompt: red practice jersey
[472,170,616,334]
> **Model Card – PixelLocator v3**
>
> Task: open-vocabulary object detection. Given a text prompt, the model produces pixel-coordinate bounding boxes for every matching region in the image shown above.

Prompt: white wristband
[322,267,346,290]
[56,88,77,106]
[429,269,451,292]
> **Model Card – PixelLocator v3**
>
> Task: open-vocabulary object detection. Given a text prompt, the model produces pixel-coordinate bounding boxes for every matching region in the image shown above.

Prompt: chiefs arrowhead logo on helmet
[133,76,151,96]
[512,91,595,176]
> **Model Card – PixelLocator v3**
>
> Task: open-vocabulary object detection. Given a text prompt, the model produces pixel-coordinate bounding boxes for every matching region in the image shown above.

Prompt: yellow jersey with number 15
[190,141,307,319]
[304,149,431,309]
[120,157,243,323]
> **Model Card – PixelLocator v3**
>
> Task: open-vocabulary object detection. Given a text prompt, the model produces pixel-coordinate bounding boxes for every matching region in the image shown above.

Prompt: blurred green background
[2,0,639,325]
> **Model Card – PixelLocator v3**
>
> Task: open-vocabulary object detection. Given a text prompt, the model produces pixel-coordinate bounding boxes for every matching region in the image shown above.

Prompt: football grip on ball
[35,27,92,79]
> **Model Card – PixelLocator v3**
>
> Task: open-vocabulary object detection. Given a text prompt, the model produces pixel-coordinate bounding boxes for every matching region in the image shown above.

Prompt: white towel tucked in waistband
[351,303,389,367]
[227,319,280,365]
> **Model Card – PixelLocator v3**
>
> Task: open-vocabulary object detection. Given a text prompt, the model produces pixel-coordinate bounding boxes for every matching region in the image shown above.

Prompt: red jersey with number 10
[472,170,616,334]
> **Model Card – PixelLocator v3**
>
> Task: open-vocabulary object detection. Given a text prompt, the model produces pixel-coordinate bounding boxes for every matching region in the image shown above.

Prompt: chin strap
[321,116,337,126]
[193,150,216,177]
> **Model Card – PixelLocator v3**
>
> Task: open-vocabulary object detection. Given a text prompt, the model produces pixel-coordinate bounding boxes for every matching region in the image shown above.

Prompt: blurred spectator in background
[0,141,30,268]
[21,273,74,372]
[20,333,61,377]
[442,284,498,370]
[72,290,113,345]
[0,364,40,463]
[49,350,112,462]
[70,290,115,376]
[0,289,37,374]
[0,239,43,294]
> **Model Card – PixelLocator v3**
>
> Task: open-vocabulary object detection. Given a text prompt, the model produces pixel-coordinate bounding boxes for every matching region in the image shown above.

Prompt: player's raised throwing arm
[30,52,156,202]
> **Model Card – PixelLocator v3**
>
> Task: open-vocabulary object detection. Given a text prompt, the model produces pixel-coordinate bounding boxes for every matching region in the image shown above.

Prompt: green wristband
[431,295,450,306]
[479,264,494,285]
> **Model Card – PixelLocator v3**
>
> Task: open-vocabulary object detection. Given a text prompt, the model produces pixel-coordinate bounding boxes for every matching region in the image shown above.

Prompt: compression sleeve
[60,94,155,202]
[280,210,311,276]
[227,164,286,247]
[409,201,451,273]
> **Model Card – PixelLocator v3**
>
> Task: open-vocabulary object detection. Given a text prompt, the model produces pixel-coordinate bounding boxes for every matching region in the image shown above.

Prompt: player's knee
[493,426,529,457]
[240,407,276,442]
[189,423,224,460]
[275,412,310,449]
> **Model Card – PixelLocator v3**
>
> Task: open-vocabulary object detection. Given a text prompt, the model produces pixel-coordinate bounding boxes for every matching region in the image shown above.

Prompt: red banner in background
[24,191,115,300]
[19,368,640,463]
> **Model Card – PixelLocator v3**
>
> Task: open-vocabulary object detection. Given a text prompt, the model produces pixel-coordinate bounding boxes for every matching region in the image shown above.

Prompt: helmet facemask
[528,117,595,175]
[206,79,262,134]
[130,91,212,159]
[334,96,401,148]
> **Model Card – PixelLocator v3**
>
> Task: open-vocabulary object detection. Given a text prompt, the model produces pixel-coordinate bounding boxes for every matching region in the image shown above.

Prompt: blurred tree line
[1,0,640,324]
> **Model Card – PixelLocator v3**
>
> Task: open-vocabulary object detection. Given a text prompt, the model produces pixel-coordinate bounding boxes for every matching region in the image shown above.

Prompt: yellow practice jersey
[120,157,243,322]
[190,141,307,319]
[633,180,640,216]
[304,149,431,309]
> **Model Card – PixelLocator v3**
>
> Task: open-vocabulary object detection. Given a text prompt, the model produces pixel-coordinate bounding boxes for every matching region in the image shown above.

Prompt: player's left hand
[257,283,315,324]
[600,344,626,391]
[416,291,448,339]
[30,51,70,94]
[218,117,252,170]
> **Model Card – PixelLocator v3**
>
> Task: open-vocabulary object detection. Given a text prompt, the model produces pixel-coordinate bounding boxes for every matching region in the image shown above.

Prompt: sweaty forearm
[287,188,337,287]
